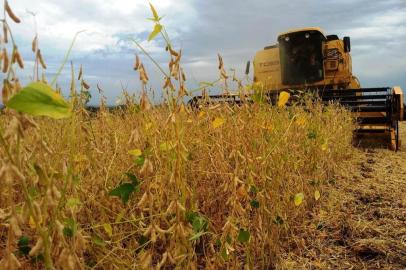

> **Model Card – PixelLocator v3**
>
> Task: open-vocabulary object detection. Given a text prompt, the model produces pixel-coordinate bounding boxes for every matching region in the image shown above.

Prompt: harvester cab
[253,27,359,90]
[190,27,405,151]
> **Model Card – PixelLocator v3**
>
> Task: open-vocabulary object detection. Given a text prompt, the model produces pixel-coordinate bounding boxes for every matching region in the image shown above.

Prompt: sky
[1,0,406,105]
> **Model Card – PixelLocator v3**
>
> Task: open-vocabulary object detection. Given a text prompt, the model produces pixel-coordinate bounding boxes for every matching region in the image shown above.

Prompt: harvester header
[189,27,405,150]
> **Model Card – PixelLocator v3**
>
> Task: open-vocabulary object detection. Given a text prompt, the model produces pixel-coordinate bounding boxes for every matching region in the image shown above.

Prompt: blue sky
[1,0,405,105]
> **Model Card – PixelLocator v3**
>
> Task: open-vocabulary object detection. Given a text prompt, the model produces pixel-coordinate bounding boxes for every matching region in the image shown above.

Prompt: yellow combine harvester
[190,27,405,151]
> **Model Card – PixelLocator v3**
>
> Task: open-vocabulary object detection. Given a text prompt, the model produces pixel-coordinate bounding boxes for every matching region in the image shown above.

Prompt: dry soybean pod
[32,35,37,52]
[3,23,8,43]
[37,49,47,69]
[82,80,90,90]
[15,50,24,69]
[78,65,83,80]
[11,47,16,64]
[134,54,140,70]
[5,1,21,23]
[2,79,10,103]
[2,48,9,73]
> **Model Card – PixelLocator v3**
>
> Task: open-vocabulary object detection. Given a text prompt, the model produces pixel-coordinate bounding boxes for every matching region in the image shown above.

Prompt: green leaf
[27,186,39,199]
[148,24,162,41]
[80,90,91,105]
[237,229,250,243]
[18,235,30,247]
[63,227,74,238]
[138,235,149,247]
[149,2,160,21]
[185,211,198,224]
[30,254,44,264]
[307,130,317,139]
[91,235,106,247]
[72,174,81,185]
[249,185,258,194]
[18,236,31,256]
[189,231,210,241]
[310,179,320,186]
[63,218,77,238]
[125,173,139,186]
[66,198,81,209]
[109,183,136,204]
[6,82,72,119]
[273,215,284,225]
[226,234,232,244]
[192,216,208,233]
[143,147,153,156]
[103,223,113,238]
[250,199,260,209]
[134,155,145,166]
[186,211,208,233]
[33,163,47,185]
[221,248,229,261]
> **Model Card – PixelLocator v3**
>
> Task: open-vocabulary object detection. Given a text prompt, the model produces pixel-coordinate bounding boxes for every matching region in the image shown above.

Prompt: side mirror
[245,61,250,75]
[343,36,351,52]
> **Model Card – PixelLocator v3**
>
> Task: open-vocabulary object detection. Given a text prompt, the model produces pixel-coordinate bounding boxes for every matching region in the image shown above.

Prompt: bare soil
[280,123,406,269]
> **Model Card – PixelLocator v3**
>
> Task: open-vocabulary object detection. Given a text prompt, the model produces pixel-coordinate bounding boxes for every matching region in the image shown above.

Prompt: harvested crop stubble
[1,100,355,269]
[279,122,406,270]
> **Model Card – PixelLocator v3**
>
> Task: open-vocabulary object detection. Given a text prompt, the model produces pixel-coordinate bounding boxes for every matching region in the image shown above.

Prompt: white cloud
[5,0,197,54]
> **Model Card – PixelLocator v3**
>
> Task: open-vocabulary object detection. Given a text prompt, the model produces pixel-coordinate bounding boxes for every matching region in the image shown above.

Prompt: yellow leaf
[160,141,175,152]
[321,141,328,151]
[237,185,248,199]
[314,190,321,201]
[73,154,88,163]
[145,122,153,131]
[148,24,162,41]
[179,104,186,113]
[103,223,113,238]
[149,2,159,21]
[295,116,307,126]
[29,216,36,229]
[318,209,327,218]
[186,118,193,123]
[262,123,273,131]
[252,81,264,91]
[115,209,126,223]
[212,117,225,129]
[278,91,290,108]
[294,193,304,206]
[128,149,142,157]
[198,111,206,119]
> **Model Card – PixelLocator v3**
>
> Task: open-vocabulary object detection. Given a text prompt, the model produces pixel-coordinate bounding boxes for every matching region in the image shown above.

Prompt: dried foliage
[0,2,376,270]
[1,100,355,269]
